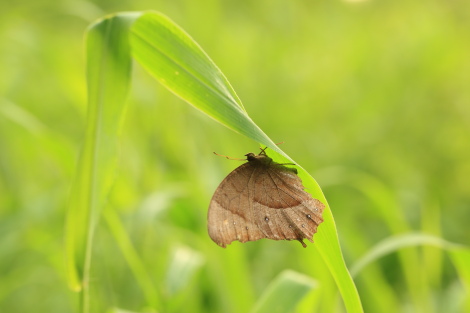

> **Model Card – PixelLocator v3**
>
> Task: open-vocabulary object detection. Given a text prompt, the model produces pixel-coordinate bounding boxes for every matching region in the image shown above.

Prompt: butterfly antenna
[258,141,285,152]
[213,152,246,161]
[258,142,285,155]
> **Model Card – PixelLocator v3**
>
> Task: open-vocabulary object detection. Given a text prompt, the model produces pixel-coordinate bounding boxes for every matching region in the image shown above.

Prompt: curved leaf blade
[130,12,274,146]
[64,12,139,293]
[130,11,363,313]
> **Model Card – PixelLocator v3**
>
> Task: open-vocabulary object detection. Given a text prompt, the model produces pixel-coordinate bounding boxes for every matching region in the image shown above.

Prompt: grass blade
[250,270,317,313]
[130,12,273,146]
[351,233,470,311]
[64,12,140,311]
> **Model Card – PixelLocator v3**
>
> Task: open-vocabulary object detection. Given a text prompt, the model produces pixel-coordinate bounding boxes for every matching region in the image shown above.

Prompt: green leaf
[130,11,274,147]
[130,11,363,313]
[351,233,453,277]
[250,270,317,313]
[64,11,139,305]
[351,233,470,311]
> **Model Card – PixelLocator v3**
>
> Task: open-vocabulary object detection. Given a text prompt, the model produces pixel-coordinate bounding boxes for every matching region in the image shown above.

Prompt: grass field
[1,1,470,312]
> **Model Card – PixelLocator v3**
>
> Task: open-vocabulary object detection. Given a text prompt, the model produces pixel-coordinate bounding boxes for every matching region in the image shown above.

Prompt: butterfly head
[245,151,272,165]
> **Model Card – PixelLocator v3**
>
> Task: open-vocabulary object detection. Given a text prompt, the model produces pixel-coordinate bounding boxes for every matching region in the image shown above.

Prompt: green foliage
[1,1,470,313]
[250,270,317,313]
[65,11,361,312]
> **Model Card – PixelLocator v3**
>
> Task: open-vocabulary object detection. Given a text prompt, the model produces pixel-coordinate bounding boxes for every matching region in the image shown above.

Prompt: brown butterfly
[208,148,324,248]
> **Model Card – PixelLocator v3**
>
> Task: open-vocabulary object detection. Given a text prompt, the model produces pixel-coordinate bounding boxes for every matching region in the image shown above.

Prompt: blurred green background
[1,0,469,312]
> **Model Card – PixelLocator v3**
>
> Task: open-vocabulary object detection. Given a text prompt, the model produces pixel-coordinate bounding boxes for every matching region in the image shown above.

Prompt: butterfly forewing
[208,163,266,247]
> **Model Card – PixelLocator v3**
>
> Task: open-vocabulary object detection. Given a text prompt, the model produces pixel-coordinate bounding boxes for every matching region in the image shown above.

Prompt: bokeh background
[1,0,469,312]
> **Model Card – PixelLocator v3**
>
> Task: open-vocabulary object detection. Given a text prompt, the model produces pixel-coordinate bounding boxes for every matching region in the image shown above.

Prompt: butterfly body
[208,150,324,248]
